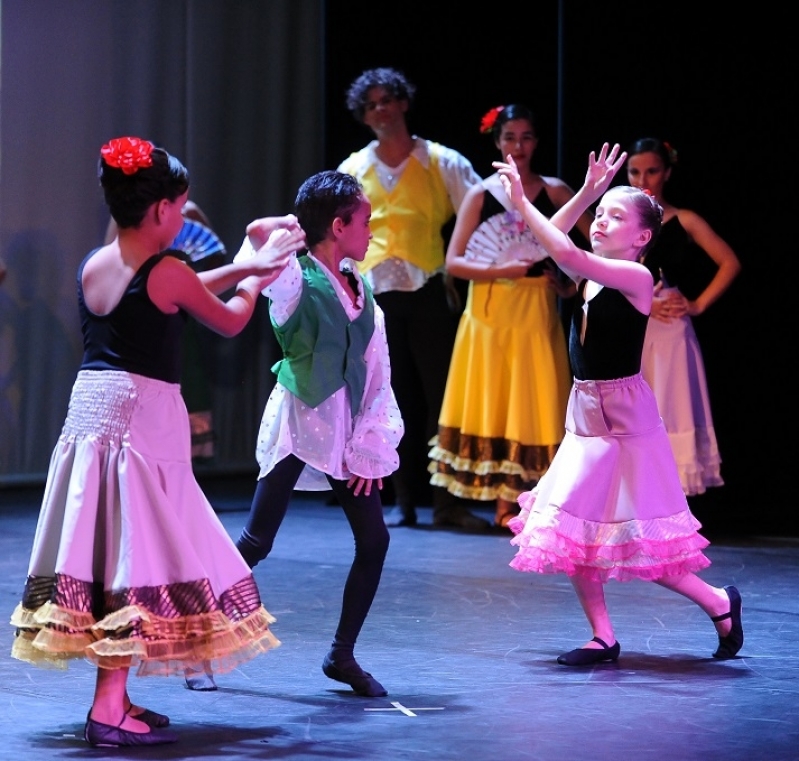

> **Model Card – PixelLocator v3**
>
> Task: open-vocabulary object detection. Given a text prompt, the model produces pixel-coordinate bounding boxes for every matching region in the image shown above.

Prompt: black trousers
[236,454,390,653]
[375,273,458,512]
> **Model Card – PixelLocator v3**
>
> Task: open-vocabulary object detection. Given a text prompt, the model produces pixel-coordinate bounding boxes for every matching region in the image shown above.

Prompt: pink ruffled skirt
[509,373,711,582]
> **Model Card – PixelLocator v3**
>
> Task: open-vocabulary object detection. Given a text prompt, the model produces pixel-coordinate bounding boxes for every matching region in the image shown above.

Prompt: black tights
[236,454,390,657]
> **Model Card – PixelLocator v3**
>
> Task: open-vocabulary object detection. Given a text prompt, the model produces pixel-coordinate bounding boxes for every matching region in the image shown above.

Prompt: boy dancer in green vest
[233,170,404,697]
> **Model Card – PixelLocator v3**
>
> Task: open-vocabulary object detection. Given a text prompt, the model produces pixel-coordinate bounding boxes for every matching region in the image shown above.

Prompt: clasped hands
[238,214,307,292]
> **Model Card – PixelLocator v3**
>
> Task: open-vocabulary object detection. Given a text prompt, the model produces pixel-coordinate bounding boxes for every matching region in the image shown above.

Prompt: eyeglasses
[364,95,396,112]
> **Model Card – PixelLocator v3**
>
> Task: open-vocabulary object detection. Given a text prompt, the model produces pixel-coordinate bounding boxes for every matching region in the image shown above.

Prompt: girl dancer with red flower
[10,137,305,746]
[430,104,594,529]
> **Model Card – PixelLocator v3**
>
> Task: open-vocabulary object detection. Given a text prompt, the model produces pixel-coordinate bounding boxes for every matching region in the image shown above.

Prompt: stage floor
[1,481,797,761]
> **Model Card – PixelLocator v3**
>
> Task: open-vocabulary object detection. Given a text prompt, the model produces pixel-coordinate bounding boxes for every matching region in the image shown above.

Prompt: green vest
[271,256,375,410]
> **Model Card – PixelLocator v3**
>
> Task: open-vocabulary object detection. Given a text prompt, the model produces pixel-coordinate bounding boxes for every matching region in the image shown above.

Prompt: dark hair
[294,170,365,248]
[627,137,676,169]
[345,67,416,123]
[99,144,189,229]
[608,185,664,259]
[491,104,537,142]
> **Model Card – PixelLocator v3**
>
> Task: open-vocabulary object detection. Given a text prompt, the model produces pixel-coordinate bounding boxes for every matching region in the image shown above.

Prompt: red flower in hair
[663,141,679,164]
[101,137,154,175]
[479,106,505,134]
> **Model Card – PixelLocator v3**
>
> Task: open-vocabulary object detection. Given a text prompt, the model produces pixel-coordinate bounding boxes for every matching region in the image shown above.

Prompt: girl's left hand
[583,143,627,199]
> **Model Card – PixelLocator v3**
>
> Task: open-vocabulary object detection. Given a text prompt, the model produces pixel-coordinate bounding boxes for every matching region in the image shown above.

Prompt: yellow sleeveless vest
[344,142,454,274]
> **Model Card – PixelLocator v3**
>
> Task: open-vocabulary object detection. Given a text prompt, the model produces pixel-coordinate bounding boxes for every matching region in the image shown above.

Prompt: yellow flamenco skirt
[430,277,571,502]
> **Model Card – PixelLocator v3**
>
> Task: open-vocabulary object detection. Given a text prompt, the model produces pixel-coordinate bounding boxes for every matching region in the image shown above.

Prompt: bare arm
[200,218,305,295]
[149,227,304,336]
[544,178,594,244]
[677,208,741,315]
[548,143,627,234]
[494,152,652,311]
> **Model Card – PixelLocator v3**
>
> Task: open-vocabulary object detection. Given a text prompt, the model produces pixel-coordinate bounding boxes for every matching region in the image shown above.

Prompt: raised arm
[494,152,653,311]
[149,227,304,337]
[548,143,627,233]
[199,217,305,295]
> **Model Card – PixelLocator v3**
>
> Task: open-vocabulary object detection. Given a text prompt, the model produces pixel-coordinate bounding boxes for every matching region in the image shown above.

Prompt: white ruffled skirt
[11,370,279,675]
[641,314,723,495]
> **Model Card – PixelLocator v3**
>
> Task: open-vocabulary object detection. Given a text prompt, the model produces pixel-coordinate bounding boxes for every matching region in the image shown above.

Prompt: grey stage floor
[1,479,797,761]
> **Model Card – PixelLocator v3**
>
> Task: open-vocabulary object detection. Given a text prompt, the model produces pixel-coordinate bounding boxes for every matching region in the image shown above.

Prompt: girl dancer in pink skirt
[493,144,743,666]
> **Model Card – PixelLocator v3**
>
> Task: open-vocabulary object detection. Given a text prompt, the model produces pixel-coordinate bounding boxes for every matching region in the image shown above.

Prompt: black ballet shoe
[322,652,388,697]
[84,712,178,747]
[711,585,744,659]
[126,704,170,728]
[557,636,621,666]
[184,665,218,691]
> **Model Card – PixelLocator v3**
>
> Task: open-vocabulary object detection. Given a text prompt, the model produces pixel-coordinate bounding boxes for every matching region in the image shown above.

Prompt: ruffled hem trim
[508,548,711,583]
[509,494,711,583]
[430,472,524,503]
[11,602,280,675]
[428,440,554,484]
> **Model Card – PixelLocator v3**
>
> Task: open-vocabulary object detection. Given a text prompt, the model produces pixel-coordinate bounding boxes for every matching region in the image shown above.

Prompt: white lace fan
[464,210,548,266]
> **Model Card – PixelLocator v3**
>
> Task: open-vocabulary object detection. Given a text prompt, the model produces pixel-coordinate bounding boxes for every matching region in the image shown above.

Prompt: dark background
[323,3,793,536]
[0,2,792,536]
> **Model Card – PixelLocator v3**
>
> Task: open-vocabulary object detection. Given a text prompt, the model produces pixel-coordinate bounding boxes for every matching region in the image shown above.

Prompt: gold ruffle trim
[11,601,280,676]
[428,427,560,502]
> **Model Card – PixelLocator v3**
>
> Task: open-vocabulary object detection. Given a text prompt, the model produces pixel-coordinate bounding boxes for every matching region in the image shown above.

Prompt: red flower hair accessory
[663,140,679,165]
[101,136,154,175]
[479,106,505,134]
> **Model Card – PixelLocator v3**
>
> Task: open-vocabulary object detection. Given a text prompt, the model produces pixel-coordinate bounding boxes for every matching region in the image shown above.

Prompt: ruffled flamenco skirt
[641,314,723,496]
[429,278,571,503]
[10,370,279,675]
[508,373,712,583]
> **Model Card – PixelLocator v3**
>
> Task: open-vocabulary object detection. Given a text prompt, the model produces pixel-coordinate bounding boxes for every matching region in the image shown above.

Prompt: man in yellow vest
[338,67,489,532]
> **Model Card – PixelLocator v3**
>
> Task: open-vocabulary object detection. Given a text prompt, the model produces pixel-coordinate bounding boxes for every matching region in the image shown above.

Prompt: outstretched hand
[583,143,627,202]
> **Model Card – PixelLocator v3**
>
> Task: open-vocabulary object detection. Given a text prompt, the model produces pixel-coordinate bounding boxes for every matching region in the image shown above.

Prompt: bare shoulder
[463,181,487,203]
[540,175,576,205]
[674,207,707,232]
[152,251,193,277]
